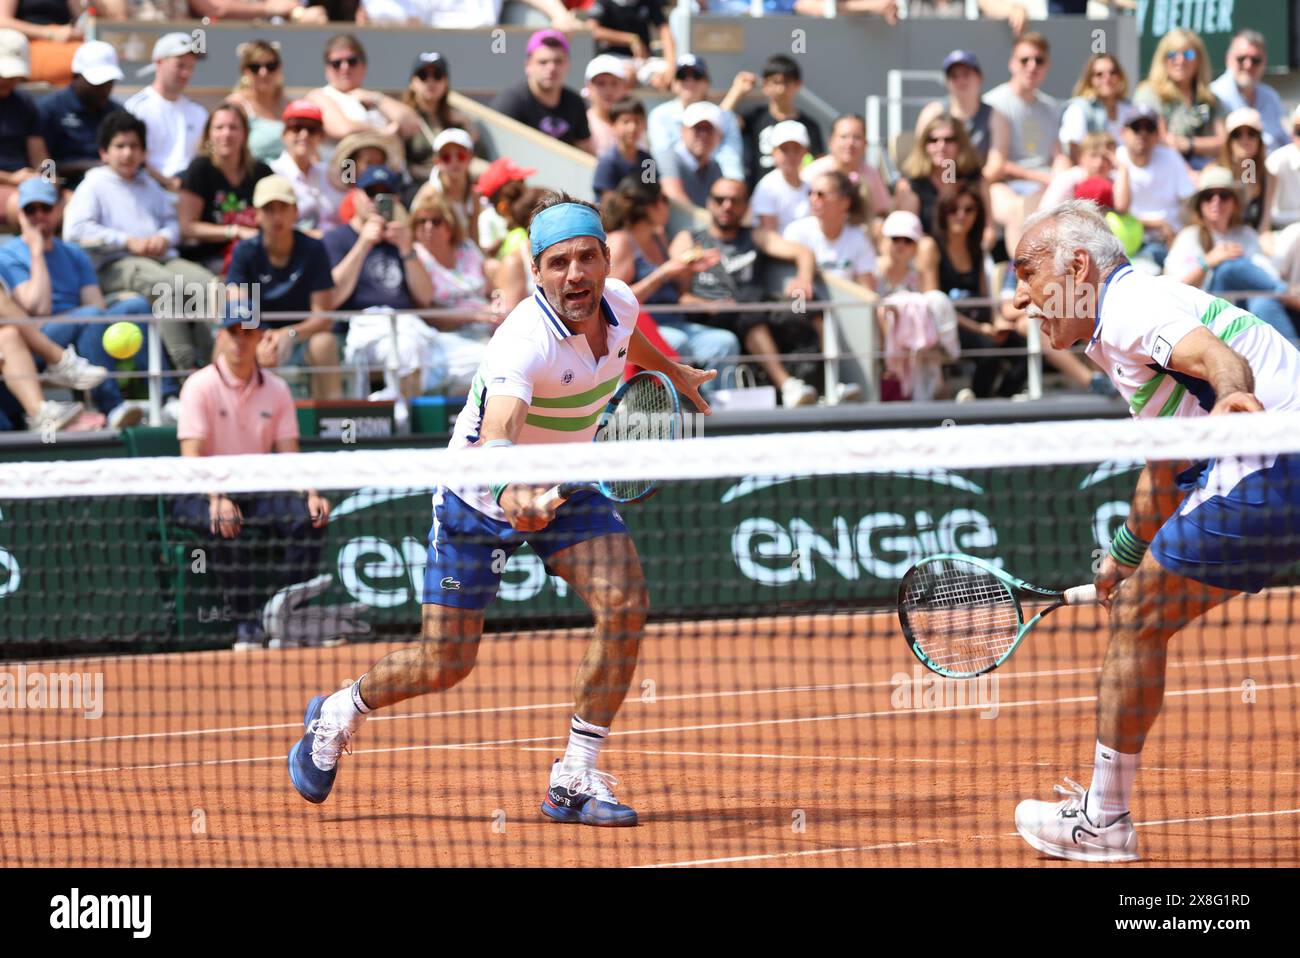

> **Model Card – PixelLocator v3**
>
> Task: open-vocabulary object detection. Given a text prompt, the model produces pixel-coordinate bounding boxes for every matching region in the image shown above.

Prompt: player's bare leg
[539,532,649,826]
[1016,552,1235,860]
[288,605,484,803]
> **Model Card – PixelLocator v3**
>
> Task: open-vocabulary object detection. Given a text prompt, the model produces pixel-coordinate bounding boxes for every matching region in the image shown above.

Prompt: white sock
[320,675,372,732]
[561,714,608,772]
[1086,740,1140,825]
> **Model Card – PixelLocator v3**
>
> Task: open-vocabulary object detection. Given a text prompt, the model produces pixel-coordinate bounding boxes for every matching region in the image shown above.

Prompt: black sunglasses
[286,122,322,135]
[22,202,53,215]
[708,194,742,205]
[328,55,362,69]
[1201,190,1236,203]
[247,60,280,75]
[1128,120,1157,134]
[1235,55,1264,68]
[417,68,446,82]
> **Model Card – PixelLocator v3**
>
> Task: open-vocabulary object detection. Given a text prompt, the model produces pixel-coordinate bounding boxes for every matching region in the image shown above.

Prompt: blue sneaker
[539,758,638,826]
[288,694,352,804]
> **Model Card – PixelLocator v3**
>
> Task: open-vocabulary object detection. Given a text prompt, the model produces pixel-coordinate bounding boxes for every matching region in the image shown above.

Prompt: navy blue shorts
[1151,453,1300,594]
[422,487,629,610]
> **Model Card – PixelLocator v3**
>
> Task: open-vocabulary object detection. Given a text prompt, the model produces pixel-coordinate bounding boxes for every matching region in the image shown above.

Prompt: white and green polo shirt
[1087,264,1300,420]
[447,277,640,520]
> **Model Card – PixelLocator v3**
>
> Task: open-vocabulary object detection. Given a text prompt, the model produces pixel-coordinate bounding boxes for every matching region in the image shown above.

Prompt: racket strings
[902,561,1021,674]
[597,375,680,501]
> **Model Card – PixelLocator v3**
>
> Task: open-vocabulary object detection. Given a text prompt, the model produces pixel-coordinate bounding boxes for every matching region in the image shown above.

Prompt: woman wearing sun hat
[1166,164,1298,339]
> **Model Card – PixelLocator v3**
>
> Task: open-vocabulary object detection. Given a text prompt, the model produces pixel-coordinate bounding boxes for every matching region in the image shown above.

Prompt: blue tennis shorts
[422,487,629,609]
[1151,452,1300,594]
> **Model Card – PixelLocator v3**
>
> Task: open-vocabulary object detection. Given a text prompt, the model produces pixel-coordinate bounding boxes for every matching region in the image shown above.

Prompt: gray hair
[1231,29,1266,52]
[1020,199,1128,276]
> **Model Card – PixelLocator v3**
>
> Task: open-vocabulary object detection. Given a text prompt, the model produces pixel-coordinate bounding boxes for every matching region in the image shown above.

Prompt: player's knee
[1108,586,1175,644]
[592,579,649,629]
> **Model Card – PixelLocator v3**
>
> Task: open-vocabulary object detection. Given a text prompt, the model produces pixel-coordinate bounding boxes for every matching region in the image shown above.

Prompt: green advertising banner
[1136,0,1289,76]
[0,458,1148,653]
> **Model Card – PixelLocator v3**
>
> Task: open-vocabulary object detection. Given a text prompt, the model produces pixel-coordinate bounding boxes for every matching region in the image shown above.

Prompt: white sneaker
[1015,777,1140,863]
[45,346,108,390]
[780,377,818,407]
[26,400,84,433]
[834,382,864,403]
[107,401,147,430]
[161,396,182,426]
[308,715,353,773]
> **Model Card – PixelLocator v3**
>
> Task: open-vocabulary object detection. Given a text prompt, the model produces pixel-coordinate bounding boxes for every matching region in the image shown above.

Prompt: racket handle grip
[1063,584,1098,606]
[536,483,583,510]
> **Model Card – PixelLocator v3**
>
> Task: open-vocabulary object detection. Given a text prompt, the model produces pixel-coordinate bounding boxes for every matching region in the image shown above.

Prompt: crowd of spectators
[3,5,1293,432]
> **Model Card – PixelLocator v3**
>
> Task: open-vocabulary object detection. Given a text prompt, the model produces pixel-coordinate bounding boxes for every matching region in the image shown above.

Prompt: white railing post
[822,306,842,406]
[147,315,163,424]
[864,301,880,402]
[865,94,884,173]
[1026,314,1044,399]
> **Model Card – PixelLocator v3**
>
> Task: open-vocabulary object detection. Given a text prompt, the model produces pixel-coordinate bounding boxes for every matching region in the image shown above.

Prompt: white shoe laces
[557,767,620,804]
[1052,776,1088,814]
[307,719,353,772]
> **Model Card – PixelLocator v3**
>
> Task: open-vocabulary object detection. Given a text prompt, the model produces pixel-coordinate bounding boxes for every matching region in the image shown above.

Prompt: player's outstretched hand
[209,495,243,540]
[1210,391,1264,416]
[1094,552,1137,610]
[673,364,715,415]
[501,483,560,533]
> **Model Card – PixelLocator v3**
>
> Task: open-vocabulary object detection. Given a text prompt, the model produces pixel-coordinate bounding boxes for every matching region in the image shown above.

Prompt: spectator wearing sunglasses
[1115,104,1195,270]
[401,52,477,185]
[1210,30,1287,154]
[227,40,290,166]
[408,128,483,247]
[1058,53,1133,165]
[307,34,419,148]
[36,41,124,192]
[983,32,1064,253]
[269,100,343,237]
[1134,28,1223,172]
[915,50,1001,166]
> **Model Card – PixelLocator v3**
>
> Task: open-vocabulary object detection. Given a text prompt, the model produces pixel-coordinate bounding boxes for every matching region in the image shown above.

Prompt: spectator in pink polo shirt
[172,310,331,650]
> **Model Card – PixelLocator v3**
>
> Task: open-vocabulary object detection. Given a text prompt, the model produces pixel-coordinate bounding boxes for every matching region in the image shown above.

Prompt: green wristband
[1108,524,1149,567]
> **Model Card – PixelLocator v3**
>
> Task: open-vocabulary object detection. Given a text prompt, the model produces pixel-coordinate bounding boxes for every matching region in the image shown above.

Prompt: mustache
[1025,305,1048,321]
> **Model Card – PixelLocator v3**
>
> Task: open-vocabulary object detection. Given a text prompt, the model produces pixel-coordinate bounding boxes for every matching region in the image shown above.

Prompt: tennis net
[1,413,1299,867]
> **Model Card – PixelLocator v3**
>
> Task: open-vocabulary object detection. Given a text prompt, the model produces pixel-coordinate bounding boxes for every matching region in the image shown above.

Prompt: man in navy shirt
[490,30,593,154]
[593,98,652,201]
[226,175,340,399]
[0,30,50,229]
[37,41,125,191]
[0,177,171,429]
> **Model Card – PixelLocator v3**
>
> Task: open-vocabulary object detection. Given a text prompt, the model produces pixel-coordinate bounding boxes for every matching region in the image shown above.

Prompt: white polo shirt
[1087,263,1300,420]
[124,86,208,179]
[448,277,641,520]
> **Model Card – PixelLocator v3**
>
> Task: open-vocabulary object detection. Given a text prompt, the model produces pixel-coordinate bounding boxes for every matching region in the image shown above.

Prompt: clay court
[3,591,1298,868]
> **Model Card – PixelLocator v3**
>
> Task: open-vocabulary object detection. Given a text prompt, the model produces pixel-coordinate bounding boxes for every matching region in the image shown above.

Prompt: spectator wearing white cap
[37,39,124,191]
[409,127,483,246]
[752,120,811,233]
[584,54,631,158]
[0,0,126,85]
[124,32,209,192]
[269,101,343,238]
[586,0,675,91]
[647,55,745,182]
[401,51,478,184]
[660,100,725,210]
[0,29,49,229]
[1216,108,1272,232]
[1210,29,1288,154]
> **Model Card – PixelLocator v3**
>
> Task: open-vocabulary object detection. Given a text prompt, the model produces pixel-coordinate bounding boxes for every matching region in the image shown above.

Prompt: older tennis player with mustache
[1007,199,1300,862]
[289,192,713,825]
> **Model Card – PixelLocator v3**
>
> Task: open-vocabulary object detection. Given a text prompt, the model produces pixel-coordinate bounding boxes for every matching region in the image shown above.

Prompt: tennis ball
[102,321,143,361]
[1105,211,1144,258]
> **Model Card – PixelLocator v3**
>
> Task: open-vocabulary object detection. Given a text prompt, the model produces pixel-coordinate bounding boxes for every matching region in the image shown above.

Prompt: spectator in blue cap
[915,49,1004,166]
[0,176,178,428]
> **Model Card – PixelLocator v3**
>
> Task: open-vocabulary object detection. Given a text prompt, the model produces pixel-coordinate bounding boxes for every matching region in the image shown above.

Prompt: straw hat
[329,131,404,192]
[1188,165,1243,211]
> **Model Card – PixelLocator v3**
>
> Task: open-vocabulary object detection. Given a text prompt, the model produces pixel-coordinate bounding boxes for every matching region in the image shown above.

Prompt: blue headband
[529,203,606,259]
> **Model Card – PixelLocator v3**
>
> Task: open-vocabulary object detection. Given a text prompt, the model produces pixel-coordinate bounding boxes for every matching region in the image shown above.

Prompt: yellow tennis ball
[1106,211,1144,258]
[102,321,143,361]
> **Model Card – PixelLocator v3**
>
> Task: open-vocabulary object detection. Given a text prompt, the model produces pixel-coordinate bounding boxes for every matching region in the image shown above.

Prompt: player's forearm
[627,327,682,381]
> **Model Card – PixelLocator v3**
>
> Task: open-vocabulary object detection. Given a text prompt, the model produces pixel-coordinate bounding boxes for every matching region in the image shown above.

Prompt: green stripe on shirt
[525,408,605,432]
[530,374,622,409]
[1129,303,1266,415]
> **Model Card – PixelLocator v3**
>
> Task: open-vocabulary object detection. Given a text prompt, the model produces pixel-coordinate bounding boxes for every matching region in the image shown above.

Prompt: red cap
[282,99,323,124]
[474,157,536,198]
[1073,175,1115,210]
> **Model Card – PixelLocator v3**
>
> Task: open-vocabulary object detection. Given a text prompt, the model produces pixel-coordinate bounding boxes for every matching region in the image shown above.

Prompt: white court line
[8,680,1297,782]
[6,651,1292,752]
[635,807,1300,868]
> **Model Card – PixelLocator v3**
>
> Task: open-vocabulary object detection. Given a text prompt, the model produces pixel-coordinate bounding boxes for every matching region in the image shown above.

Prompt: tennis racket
[898,553,1098,678]
[536,370,683,509]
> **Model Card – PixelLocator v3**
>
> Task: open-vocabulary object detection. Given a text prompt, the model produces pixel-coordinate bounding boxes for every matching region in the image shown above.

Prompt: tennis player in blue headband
[289,190,714,828]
